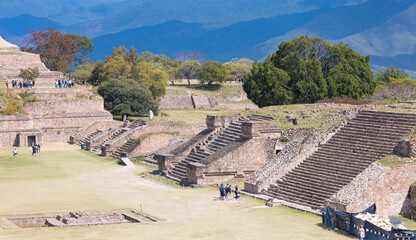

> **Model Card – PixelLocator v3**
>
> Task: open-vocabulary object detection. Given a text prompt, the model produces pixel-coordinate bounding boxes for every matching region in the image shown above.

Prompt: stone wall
[206,115,236,129]
[241,121,281,139]
[32,112,113,128]
[192,95,211,109]
[394,141,416,159]
[24,100,105,116]
[329,164,416,216]
[159,95,193,109]
[0,115,33,131]
[187,138,276,184]
[71,120,120,144]
[41,127,79,143]
[130,133,181,156]
[0,51,63,84]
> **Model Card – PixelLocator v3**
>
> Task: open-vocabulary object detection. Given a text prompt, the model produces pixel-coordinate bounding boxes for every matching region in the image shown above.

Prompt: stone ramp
[191,95,211,109]
[264,110,416,210]
[120,158,135,167]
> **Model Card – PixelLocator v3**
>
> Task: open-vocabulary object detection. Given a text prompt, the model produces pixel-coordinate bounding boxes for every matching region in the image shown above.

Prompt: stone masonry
[0,36,62,84]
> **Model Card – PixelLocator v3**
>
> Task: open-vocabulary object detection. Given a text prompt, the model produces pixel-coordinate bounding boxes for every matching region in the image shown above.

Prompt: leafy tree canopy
[223,58,253,79]
[71,63,95,84]
[18,68,40,81]
[197,60,228,86]
[244,35,376,106]
[22,27,78,72]
[179,60,201,85]
[64,33,94,66]
[375,67,410,85]
[97,77,158,116]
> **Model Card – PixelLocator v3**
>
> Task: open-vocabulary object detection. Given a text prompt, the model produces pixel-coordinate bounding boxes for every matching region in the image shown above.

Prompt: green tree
[244,35,376,106]
[64,33,94,66]
[223,58,253,79]
[18,68,40,81]
[71,63,95,84]
[88,61,104,86]
[102,56,132,80]
[243,60,292,107]
[179,60,201,85]
[97,77,158,116]
[197,60,228,86]
[375,67,410,85]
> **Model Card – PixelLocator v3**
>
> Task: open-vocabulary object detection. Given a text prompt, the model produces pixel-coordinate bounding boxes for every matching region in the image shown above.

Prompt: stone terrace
[264,110,416,210]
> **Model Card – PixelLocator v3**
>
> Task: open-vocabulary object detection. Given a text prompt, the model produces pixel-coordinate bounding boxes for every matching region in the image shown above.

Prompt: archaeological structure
[244,109,416,216]
[0,36,63,84]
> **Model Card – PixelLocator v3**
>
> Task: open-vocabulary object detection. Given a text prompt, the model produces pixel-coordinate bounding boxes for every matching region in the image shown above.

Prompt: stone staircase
[264,110,416,210]
[110,138,140,159]
[75,130,102,147]
[166,118,247,183]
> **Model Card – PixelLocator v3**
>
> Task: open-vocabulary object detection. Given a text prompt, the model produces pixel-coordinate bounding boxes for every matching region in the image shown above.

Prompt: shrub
[280,137,290,143]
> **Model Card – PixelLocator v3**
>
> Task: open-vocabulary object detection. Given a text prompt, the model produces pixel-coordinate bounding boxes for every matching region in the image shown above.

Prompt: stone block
[241,121,281,139]
[206,115,236,129]
[191,95,211,109]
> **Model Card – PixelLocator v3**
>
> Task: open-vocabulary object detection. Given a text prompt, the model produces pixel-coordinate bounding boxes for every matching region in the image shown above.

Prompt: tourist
[227,184,232,199]
[225,184,230,200]
[219,184,225,200]
[12,148,18,158]
[36,144,41,153]
[359,225,365,240]
[55,80,58,88]
[32,143,36,156]
[234,185,240,198]
[6,81,8,88]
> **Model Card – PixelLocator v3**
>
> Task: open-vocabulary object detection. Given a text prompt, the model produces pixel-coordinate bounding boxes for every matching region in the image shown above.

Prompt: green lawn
[0,143,360,239]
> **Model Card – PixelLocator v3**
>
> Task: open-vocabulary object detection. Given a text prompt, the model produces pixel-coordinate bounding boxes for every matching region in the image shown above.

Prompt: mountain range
[0,0,415,73]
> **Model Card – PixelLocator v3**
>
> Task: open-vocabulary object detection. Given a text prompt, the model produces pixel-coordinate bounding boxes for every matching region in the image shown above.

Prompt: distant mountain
[0,14,63,39]
[0,0,123,19]
[91,0,415,64]
[63,0,370,38]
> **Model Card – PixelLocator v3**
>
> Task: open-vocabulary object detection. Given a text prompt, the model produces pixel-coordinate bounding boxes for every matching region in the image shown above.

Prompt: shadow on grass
[176,84,222,92]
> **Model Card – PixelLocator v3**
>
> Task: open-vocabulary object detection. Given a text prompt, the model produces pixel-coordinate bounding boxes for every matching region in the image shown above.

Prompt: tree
[71,63,95,84]
[375,67,410,85]
[167,67,182,85]
[243,60,292,107]
[102,56,132,80]
[88,61,104,86]
[97,77,158,116]
[179,60,201,85]
[223,58,253,79]
[244,35,376,106]
[18,68,40,81]
[21,27,78,72]
[197,60,228,86]
[64,33,94,66]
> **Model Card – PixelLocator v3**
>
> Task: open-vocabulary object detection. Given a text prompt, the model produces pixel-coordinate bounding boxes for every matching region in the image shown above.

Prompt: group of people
[6,80,35,88]
[31,143,41,156]
[55,79,76,88]
[219,184,241,200]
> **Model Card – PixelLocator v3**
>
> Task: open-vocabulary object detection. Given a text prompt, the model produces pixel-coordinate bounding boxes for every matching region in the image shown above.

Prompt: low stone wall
[241,121,281,139]
[329,163,416,216]
[32,112,113,128]
[24,99,105,116]
[0,115,33,131]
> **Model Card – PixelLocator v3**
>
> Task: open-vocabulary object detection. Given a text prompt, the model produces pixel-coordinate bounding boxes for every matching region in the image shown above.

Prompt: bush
[98,77,158,116]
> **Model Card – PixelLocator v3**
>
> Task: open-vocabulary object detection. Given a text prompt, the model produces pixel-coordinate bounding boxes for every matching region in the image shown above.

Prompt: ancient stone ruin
[154,114,281,185]
[0,36,63,84]
[245,109,416,216]
[5,209,159,228]
[0,88,113,147]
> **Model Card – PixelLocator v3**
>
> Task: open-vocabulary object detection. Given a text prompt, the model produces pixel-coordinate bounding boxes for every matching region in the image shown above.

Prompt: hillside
[0,14,62,39]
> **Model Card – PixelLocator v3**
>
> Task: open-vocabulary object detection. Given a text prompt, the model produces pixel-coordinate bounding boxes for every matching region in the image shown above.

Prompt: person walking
[6,81,8,88]
[359,225,365,240]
